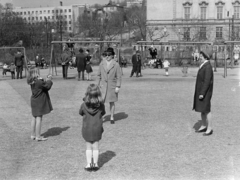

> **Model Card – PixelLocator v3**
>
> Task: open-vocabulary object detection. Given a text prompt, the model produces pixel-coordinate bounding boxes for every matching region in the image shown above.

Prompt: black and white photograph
[0,0,240,179]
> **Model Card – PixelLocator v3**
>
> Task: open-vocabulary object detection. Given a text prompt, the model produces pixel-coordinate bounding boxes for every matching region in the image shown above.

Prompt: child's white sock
[166,72,169,76]
[93,150,99,166]
[86,150,92,166]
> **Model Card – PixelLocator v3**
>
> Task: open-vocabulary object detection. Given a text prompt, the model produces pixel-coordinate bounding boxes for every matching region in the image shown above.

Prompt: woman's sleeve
[116,63,122,88]
[79,104,84,116]
[101,104,106,116]
[41,80,53,91]
[200,65,213,96]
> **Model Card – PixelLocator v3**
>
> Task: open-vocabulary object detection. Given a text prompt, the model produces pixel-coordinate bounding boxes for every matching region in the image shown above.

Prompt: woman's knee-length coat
[97,60,122,103]
[193,61,214,113]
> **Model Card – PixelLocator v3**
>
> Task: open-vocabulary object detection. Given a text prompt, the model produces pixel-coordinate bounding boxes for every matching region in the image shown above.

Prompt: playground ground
[0,66,240,180]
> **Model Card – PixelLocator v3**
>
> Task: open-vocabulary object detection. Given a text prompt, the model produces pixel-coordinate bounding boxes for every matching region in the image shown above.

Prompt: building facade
[147,0,240,43]
[12,4,86,33]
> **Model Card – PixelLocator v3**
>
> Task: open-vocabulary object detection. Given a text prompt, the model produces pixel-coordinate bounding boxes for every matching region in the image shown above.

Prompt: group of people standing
[27,47,122,171]
[61,46,93,81]
[130,50,143,77]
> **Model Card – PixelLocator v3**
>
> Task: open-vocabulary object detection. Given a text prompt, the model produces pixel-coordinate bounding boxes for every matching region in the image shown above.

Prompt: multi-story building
[12,4,86,33]
[147,0,240,43]
[126,0,143,7]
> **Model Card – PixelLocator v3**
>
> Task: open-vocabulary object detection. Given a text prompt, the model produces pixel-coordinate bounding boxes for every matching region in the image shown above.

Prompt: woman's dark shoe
[110,120,115,124]
[195,127,207,133]
[203,130,213,136]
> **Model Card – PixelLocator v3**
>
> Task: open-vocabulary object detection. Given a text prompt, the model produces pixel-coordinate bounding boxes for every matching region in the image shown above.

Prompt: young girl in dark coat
[27,68,53,141]
[79,84,106,171]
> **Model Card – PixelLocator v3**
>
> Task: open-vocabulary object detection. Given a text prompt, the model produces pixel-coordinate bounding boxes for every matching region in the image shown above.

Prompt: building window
[184,7,190,19]
[69,15,71,18]
[32,17,34,20]
[48,10,50,13]
[200,7,206,19]
[28,11,30,14]
[44,10,46,13]
[28,17,30,20]
[36,17,38,20]
[24,12,26,15]
[52,16,54,19]
[65,15,67,18]
[234,6,240,19]
[40,17,42,20]
[69,9,71,12]
[69,21,71,24]
[32,11,34,14]
[234,27,240,39]
[65,9,67,12]
[217,6,223,19]
[216,27,223,39]
[69,27,71,30]
[40,11,42,14]
[184,27,190,40]
[36,11,38,14]
[48,16,50,19]
[60,9,63,13]
[200,27,206,39]
[52,10,54,13]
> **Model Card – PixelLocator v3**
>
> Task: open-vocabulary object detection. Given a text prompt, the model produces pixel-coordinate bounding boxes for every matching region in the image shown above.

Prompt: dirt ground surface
[0,65,240,180]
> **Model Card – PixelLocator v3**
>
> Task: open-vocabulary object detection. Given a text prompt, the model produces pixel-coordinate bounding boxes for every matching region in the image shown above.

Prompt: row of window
[184,6,240,19]
[182,27,239,39]
[15,9,71,15]
[28,22,72,30]
[23,15,71,21]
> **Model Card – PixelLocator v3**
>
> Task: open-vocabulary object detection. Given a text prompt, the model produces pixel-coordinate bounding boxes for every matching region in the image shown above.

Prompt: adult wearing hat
[75,48,86,81]
[193,50,214,136]
[97,47,122,124]
[15,49,24,79]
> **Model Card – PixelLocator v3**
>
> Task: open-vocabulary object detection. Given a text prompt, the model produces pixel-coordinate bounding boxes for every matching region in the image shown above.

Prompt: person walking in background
[193,51,214,136]
[85,49,93,81]
[27,68,53,141]
[75,48,86,81]
[163,59,170,76]
[97,47,122,124]
[61,46,72,79]
[136,52,142,77]
[9,63,16,79]
[15,50,24,79]
[79,84,106,172]
[130,50,139,77]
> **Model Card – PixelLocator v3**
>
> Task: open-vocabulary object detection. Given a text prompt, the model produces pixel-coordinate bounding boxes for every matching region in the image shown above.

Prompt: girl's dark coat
[30,79,53,117]
[193,61,213,113]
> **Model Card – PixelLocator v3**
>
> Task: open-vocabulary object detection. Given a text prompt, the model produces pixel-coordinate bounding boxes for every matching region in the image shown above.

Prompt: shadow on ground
[103,112,128,123]
[41,126,70,138]
[193,120,202,131]
[98,150,116,168]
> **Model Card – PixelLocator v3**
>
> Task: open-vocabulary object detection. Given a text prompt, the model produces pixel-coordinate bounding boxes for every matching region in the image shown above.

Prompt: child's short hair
[27,67,39,85]
[84,84,103,108]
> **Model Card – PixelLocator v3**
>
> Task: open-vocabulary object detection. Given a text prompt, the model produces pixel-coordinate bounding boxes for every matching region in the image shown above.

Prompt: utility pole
[44,17,48,48]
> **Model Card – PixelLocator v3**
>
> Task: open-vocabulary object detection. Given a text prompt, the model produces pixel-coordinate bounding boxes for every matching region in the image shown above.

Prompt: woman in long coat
[97,48,122,124]
[193,51,214,136]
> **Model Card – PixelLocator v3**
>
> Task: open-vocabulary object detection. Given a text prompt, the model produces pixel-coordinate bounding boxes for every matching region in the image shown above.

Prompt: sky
[0,0,110,8]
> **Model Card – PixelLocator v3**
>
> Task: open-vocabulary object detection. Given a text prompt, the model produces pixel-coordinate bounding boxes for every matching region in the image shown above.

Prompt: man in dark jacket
[130,50,140,77]
[15,50,24,79]
[136,53,142,77]
[75,48,86,81]
[61,47,72,79]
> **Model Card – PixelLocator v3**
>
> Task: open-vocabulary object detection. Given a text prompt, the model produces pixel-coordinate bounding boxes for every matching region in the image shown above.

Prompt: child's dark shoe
[84,167,92,172]
[92,164,99,172]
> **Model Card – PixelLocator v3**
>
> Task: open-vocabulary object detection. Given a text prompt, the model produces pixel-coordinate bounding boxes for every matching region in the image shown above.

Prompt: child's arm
[79,104,84,116]
[41,80,53,91]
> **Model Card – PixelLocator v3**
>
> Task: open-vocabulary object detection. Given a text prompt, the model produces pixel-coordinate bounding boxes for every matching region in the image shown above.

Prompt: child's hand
[46,74,52,81]
[115,87,120,93]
